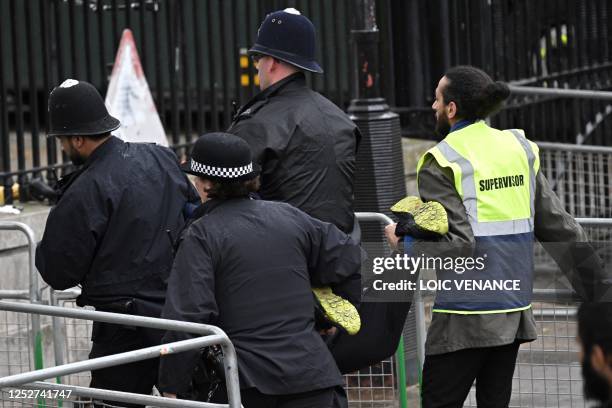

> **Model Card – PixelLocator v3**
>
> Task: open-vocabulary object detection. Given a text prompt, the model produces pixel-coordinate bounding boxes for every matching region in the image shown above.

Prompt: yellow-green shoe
[390,196,424,214]
[391,196,449,238]
[312,287,361,335]
[411,201,448,236]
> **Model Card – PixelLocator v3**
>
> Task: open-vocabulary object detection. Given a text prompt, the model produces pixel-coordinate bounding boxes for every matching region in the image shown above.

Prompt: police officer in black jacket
[35,79,198,406]
[228,8,361,235]
[159,133,362,408]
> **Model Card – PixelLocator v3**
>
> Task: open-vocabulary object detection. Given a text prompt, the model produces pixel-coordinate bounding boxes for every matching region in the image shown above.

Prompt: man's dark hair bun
[443,66,510,120]
[485,81,511,104]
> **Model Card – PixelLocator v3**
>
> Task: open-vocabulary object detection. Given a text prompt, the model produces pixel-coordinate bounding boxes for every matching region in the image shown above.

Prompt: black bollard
[348,0,406,252]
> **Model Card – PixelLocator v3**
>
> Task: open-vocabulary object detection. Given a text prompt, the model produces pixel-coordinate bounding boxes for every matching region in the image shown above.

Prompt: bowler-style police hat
[48,79,120,138]
[248,8,323,74]
[181,133,260,182]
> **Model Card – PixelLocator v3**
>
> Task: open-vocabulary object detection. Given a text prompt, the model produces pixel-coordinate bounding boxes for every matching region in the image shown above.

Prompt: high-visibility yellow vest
[416,121,539,314]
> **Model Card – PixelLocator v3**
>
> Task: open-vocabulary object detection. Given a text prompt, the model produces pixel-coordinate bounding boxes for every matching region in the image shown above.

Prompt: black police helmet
[248,8,323,74]
[48,79,120,138]
[181,132,260,182]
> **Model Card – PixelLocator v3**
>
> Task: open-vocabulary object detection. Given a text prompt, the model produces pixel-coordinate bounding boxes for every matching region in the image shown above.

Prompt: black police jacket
[35,136,198,314]
[159,198,362,395]
[228,73,361,234]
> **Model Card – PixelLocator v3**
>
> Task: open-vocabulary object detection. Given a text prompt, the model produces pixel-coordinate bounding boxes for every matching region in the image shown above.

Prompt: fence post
[395,337,408,407]
[0,221,43,370]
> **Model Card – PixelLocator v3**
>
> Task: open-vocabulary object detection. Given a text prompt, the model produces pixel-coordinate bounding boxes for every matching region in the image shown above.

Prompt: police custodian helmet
[48,79,120,137]
[181,132,260,182]
[248,8,323,74]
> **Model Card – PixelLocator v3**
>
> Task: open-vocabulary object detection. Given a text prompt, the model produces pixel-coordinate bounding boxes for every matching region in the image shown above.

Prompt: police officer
[36,79,198,406]
[385,65,610,407]
[159,133,361,408]
[228,8,361,236]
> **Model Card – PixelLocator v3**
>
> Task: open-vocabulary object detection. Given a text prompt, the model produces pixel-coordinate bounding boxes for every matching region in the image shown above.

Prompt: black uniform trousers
[421,341,520,408]
[89,323,160,408]
[210,385,348,408]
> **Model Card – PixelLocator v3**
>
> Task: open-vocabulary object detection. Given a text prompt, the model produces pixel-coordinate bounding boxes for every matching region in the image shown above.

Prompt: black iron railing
[2,0,612,203]
[391,0,612,143]
[0,0,368,203]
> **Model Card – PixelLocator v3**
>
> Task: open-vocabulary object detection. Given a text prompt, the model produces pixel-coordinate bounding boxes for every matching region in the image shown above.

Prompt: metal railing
[44,212,409,408]
[0,212,406,407]
[0,222,43,384]
[462,292,583,408]
[413,293,584,408]
[353,214,609,407]
[510,86,612,101]
[6,0,612,202]
[49,289,92,387]
[0,301,242,408]
[409,217,611,407]
[0,222,39,303]
[1,214,607,407]
[537,142,612,219]
[0,219,243,405]
[392,0,612,141]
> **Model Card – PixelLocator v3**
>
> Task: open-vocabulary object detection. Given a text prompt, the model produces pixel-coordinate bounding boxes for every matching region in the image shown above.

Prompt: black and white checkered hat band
[190,159,253,178]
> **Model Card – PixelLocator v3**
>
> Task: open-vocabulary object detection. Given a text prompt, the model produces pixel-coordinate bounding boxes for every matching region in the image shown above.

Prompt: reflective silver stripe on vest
[436,133,536,237]
[508,129,537,217]
[437,141,478,222]
[471,218,534,236]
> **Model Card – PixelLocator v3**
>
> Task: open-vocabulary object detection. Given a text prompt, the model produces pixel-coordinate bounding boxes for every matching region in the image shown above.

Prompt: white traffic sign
[105,29,169,146]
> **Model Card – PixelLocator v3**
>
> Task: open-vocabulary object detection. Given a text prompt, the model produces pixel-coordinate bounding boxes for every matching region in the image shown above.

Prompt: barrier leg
[35,328,45,408]
[396,336,408,408]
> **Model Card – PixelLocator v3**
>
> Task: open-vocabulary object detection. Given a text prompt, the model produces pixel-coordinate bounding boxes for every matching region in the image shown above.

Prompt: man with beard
[385,65,610,407]
[36,79,197,406]
[578,302,612,407]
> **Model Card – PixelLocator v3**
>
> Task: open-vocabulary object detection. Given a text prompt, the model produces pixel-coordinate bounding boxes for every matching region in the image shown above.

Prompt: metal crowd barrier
[0,212,404,407]
[48,294,404,408]
[414,296,584,408]
[461,291,583,408]
[49,289,93,387]
[538,142,612,219]
[415,218,611,408]
[0,301,242,408]
[2,215,607,407]
[0,222,39,303]
[0,222,43,385]
[45,212,409,408]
